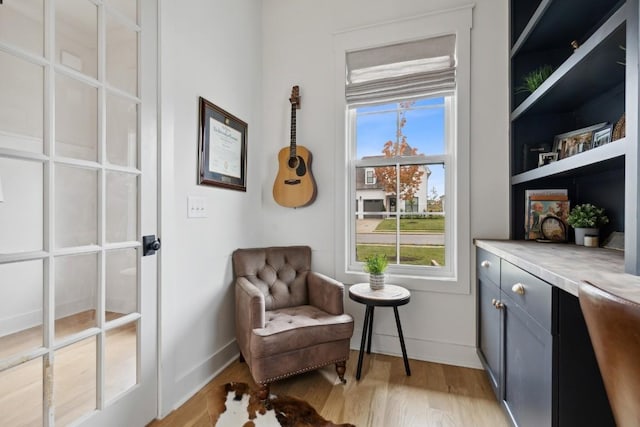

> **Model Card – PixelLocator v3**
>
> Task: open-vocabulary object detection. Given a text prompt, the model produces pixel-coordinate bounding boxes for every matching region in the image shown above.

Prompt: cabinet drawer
[477,248,500,285]
[501,260,552,331]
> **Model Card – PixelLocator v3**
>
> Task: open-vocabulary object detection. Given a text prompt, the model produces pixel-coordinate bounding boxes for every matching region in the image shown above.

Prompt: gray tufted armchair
[232,246,354,399]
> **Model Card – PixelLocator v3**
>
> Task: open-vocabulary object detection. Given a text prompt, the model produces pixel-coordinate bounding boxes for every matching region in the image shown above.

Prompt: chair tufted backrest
[233,246,311,310]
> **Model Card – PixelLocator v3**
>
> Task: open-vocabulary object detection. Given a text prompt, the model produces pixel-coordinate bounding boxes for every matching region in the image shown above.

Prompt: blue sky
[355,97,446,198]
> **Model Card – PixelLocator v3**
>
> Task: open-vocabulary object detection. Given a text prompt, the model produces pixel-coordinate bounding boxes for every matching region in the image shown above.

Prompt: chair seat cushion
[250,305,354,358]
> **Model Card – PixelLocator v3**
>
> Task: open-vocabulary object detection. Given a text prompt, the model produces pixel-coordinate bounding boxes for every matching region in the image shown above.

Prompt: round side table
[348,283,411,380]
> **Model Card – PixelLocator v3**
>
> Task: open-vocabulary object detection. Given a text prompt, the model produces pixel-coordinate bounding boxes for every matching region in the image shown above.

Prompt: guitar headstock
[289,85,301,109]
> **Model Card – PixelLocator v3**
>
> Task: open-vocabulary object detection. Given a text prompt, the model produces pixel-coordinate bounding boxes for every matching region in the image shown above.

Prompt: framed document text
[198,97,248,191]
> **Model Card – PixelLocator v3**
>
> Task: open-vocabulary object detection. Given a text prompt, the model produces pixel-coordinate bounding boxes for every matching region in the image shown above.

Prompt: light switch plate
[187,196,207,218]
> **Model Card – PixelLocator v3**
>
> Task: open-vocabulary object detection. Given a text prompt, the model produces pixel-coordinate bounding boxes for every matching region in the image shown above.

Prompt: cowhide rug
[210,382,355,427]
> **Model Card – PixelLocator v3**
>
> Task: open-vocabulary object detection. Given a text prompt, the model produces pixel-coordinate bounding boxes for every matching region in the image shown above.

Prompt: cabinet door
[503,297,553,427]
[478,278,501,397]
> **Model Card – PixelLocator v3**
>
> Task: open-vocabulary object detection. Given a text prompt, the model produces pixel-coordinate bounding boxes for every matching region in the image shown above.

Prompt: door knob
[481,260,491,268]
[143,235,161,256]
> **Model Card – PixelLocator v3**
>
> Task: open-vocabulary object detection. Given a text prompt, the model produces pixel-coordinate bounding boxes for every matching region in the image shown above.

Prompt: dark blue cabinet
[477,247,615,427]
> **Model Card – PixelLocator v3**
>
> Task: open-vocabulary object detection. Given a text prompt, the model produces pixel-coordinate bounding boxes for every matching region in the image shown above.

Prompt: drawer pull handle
[494,301,504,309]
[512,283,526,295]
[481,260,491,268]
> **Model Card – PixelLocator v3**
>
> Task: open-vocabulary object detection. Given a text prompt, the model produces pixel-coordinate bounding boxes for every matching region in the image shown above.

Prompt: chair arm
[235,277,265,358]
[308,272,345,315]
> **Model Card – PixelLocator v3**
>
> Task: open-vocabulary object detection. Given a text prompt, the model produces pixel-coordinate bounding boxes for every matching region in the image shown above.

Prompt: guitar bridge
[284,179,301,185]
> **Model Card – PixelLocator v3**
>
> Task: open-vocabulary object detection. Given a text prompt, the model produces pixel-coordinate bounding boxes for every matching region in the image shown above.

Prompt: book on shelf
[525,189,569,240]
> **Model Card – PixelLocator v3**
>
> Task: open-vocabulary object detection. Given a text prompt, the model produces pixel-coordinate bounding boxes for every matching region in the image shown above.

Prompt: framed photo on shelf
[538,152,558,167]
[197,97,248,192]
[592,125,612,148]
[552,122,607,160]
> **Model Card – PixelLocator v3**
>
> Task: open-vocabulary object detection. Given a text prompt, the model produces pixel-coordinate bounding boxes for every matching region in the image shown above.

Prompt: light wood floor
[149,351,510,427]
[0,311,136,427]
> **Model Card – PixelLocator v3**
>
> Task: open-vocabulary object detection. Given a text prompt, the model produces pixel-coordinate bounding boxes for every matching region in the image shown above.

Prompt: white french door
[0,0,158,426]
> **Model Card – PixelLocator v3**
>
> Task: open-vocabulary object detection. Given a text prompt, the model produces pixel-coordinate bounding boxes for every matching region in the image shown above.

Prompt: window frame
[333,5,473,293]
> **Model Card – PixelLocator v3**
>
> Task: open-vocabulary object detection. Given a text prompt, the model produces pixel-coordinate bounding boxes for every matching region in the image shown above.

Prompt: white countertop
[475,239,640,305]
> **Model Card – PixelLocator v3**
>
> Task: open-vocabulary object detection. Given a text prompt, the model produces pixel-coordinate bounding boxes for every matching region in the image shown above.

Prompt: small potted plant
[567,203,609,245]
[364,253,388,290]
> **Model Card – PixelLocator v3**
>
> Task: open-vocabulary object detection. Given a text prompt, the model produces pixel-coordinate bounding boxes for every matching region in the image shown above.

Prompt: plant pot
[574,227,599,246]
[369,273,385,290]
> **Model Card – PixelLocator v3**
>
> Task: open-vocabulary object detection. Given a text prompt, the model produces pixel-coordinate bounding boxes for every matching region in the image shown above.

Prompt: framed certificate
[198,97,248,191]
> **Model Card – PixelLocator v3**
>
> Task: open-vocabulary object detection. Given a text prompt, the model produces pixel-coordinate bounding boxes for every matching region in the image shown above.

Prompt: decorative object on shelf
[363,253,388,290]
[524,189,569,241]
[515,64,554,94]
[584,235,599,248]
[538,152,558,167]
[592,125,612,148]
[552,122,607,160]
[612,113,625,141]
[197,97,248,191]
[567,203,609,246]
[539,215,567,242]
[602,231,624,251]
[571,40,580,50]
[523,143,551,171]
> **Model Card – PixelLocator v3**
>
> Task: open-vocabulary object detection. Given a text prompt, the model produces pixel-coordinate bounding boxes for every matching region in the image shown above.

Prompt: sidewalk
[356,219,382,233]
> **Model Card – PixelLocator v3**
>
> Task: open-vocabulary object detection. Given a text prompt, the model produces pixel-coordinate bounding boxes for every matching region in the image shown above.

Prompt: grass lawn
[375,217,444,232]
[357,244,445,266]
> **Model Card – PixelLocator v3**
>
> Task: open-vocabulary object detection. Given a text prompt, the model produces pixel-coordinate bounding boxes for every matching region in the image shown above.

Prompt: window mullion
[395,163,400,266]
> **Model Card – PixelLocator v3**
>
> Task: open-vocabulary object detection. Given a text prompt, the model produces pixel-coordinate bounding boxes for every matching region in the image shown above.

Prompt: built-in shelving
[510,0,639,274]
[511,7,626,120]
[511,0,623,56]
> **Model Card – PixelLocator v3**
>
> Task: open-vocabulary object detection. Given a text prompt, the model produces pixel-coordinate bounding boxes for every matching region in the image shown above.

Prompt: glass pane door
[0,1,157,426]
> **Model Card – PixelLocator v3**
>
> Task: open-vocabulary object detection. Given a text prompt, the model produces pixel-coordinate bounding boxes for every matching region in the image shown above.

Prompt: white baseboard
[350,329,482,369]
[162,339,239,418]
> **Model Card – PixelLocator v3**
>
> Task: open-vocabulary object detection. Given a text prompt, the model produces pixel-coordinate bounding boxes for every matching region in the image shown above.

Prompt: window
[351,97,452,273]
[365,168,376,184]
[333,5,472,289]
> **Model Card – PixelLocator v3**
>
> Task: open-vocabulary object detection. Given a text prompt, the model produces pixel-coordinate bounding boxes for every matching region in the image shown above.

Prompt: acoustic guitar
[273,86,317,207]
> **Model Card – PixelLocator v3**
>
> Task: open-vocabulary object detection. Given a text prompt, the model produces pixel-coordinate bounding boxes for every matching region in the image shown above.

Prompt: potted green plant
[364,253,388,290]
[515,65,555,94]
[567,203,609,245]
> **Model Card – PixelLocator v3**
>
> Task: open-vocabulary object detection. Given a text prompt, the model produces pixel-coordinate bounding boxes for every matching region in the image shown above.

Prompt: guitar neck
[290,103,297,158]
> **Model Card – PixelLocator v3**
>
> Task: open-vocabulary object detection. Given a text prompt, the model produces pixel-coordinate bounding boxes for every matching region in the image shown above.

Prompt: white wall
[157,0,508,414]
[158,0,263,416]
[260,0,510,367]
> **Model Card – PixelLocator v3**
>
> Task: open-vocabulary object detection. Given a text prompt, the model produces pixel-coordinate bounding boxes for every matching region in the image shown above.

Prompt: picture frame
[198,97,248,191]
[552,122,607,160]
[592,125,612,148]
[538,152,558,167]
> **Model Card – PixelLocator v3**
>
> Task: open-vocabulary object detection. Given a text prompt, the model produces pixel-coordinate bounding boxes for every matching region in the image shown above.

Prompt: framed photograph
[592,125,612,148]
[538,152,558,167]
[198,97,248,191]
[552,122,607,160]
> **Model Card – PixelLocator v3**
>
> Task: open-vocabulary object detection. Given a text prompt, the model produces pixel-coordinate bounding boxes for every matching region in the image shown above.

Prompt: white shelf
[511,137,626,185]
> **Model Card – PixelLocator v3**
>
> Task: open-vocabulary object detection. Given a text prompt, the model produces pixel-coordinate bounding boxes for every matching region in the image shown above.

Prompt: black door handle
[143,235,161,256]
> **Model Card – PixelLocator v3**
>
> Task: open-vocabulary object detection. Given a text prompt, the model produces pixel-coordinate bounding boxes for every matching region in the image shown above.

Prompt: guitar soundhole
[288,156,299,169]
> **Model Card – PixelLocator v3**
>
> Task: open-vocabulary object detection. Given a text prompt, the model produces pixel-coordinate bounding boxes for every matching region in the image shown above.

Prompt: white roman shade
[345,34,456,105]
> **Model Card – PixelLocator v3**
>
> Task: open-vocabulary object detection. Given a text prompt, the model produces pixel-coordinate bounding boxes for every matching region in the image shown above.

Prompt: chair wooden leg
[336,361,347,384]
[257,383,270,401]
